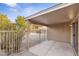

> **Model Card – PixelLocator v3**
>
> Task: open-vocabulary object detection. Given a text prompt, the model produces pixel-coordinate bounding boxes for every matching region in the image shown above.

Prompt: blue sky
[0,3,57,22]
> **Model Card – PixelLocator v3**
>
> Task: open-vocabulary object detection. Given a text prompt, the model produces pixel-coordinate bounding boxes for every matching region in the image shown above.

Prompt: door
[72,19,78,55]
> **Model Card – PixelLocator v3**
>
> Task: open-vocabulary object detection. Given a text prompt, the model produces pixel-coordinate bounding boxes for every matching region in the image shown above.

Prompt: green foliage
[0,14,10,30]
[16,16,27,29]
[0,14,28,30]
[5,23,17,30]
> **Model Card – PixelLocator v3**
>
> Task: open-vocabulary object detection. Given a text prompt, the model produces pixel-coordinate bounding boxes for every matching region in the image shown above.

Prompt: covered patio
[10,3,79,56]
[25,3,79,56]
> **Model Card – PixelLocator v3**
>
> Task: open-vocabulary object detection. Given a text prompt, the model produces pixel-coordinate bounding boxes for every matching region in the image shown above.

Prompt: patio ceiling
[27,3,79,26]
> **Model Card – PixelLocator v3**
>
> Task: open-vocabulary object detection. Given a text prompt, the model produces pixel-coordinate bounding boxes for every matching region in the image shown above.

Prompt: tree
[16,16,27,29]
[0,14,10,30]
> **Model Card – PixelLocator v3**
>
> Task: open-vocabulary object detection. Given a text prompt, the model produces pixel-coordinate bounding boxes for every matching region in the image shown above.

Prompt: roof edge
[26,3,75,20]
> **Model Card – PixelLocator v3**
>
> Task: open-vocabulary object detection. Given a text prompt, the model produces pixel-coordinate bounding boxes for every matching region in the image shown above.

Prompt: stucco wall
[78,16,79,55]
[47,22,71,43]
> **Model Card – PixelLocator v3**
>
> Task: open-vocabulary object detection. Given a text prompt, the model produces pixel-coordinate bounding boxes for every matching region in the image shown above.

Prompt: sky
[0,3,57,22]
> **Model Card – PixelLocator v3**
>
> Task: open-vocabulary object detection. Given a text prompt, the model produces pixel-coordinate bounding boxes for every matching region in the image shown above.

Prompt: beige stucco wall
[78,15,79,55]
[47,22,71,43]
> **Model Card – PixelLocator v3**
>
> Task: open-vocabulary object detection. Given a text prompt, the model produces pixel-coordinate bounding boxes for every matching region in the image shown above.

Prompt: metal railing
[0,26,47,56]
[0,31,23,56]
[28,28,47,48]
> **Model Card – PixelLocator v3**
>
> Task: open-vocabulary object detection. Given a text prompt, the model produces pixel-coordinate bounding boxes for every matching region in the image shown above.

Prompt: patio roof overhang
[26,3,79,26]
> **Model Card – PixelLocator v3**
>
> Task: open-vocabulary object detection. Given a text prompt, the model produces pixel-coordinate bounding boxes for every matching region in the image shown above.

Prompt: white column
[70,25,73,46]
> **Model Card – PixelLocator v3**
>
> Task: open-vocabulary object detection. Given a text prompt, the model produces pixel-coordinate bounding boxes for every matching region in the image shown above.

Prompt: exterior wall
[78,15,79,55]
[47,22,71,43]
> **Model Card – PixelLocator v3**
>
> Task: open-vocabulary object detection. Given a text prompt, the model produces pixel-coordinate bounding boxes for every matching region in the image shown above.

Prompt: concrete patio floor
[29,40,75,56]
[12,40,75,56]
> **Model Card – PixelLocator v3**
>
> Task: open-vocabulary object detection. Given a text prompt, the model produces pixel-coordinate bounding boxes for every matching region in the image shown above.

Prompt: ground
[29,40,75,56]
[10,40,75,56]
